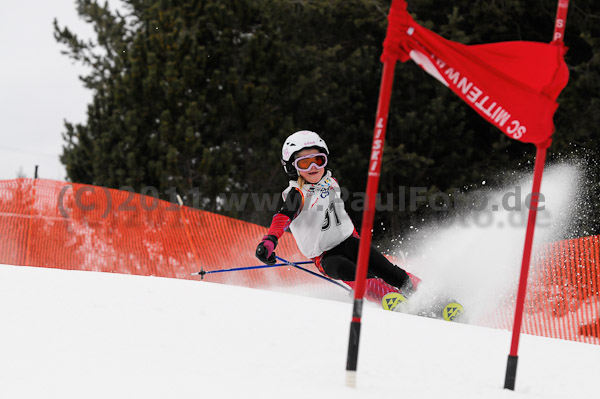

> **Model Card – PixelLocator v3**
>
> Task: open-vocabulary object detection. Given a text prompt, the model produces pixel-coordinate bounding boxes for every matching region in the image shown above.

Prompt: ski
[381,291,408,311]
[381,292,465,322]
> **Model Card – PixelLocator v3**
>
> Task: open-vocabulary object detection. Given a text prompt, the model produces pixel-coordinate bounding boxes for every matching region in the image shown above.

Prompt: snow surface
[0,264,598,399]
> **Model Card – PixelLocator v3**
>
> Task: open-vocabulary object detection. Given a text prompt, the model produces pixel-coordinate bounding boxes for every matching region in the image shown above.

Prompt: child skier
[255,130,420,303]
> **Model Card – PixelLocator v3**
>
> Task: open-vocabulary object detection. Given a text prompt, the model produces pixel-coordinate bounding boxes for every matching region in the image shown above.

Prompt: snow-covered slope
[0,264,598,399]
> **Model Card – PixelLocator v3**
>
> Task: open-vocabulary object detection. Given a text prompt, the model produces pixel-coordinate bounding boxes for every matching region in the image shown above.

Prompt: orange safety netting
[0,178,307,288]
[0,179,598,344]
[481,236,600,344]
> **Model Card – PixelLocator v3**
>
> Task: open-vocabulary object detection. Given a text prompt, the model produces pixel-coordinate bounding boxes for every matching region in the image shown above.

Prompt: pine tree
[55,0,600,237]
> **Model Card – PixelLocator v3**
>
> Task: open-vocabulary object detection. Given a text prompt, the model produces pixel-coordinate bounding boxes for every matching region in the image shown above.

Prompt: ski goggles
[293,153,328,172]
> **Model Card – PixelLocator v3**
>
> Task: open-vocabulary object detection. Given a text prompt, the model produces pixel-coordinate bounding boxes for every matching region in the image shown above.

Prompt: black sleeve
[277,188,303,219]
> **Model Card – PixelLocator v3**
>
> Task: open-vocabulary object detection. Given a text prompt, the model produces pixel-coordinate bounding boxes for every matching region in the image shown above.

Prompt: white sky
[0,1,119,181]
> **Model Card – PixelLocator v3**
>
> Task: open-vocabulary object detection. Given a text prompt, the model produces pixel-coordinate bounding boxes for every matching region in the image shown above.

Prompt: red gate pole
[504,143,548,390]
[345,59,397,386]
[504,0,568,390]
[552,0,570,42]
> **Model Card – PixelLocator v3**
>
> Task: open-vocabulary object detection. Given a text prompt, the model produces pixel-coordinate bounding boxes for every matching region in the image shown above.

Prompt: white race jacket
[282,171,355,258]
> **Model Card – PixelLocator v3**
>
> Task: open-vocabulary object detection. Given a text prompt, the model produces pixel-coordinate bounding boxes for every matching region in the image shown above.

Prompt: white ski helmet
[281,130,329,179]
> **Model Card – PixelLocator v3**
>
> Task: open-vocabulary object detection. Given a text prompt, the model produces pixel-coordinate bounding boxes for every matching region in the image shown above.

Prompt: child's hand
[256,235,278,265]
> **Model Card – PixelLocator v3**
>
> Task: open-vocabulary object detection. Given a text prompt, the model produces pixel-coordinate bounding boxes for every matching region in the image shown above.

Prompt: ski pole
[192,260,313,279]
[275,256,351,292]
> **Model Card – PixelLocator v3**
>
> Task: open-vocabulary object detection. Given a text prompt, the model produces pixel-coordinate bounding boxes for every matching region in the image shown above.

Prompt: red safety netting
[471,236,600,344]
[0,178,309,289]
[0,179,598,344]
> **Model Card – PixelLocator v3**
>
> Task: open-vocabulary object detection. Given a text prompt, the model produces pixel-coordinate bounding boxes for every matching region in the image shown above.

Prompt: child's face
[296,148,325,184]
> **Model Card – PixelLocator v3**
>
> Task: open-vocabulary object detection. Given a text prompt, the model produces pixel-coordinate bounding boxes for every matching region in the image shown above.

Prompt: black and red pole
[345,60,396,386]
[345,0,407,386]
[503,0,569,390]
[503,142,549,390]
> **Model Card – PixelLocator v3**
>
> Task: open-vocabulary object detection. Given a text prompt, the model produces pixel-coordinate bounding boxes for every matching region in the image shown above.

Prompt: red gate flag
[382,0,569,147]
